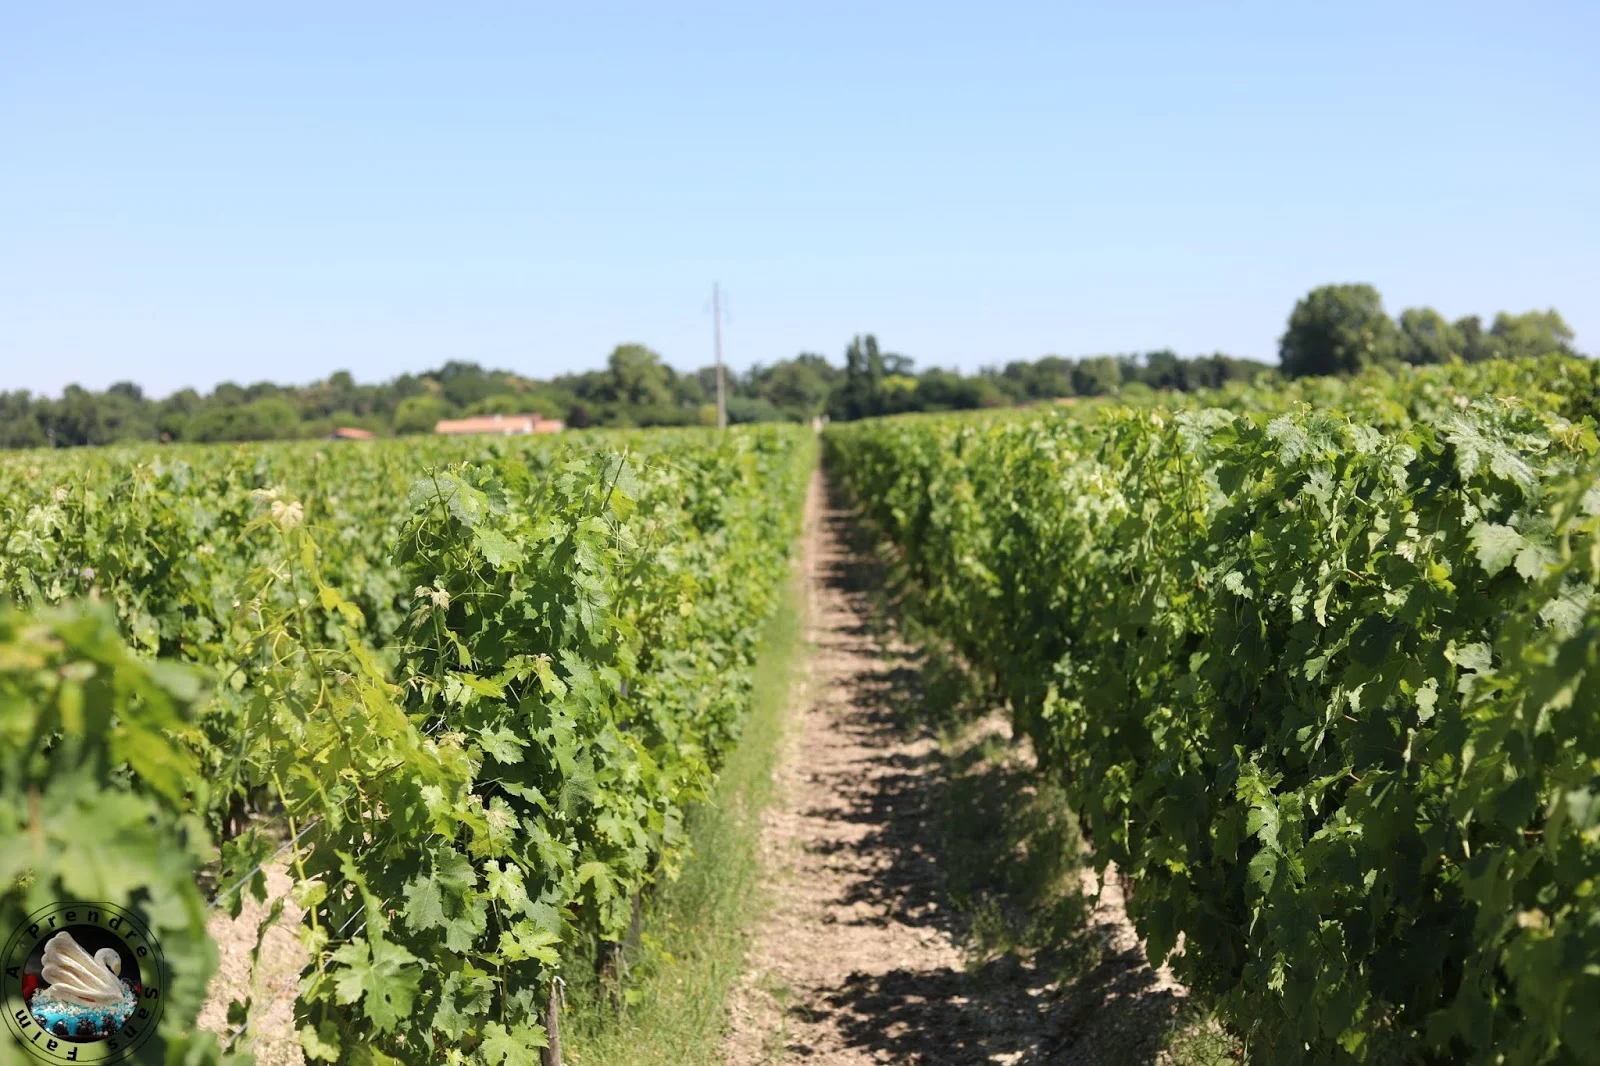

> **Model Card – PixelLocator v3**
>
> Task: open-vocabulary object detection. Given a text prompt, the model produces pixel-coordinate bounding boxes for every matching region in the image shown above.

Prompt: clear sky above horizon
[3,2,1596,398]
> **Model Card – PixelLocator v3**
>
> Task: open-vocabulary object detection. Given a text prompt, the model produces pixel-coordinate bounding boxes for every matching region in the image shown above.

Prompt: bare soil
[722,474,1200,1066]
[198,863,306,1066]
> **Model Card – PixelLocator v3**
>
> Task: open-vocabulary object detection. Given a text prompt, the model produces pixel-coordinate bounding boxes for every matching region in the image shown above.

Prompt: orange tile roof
[434,414,564,435]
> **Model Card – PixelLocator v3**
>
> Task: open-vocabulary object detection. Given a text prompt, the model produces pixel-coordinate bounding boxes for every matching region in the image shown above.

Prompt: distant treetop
[1280,283,1577,378]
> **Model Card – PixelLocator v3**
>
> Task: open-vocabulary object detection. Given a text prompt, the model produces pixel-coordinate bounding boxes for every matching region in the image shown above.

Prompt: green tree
[186,396,301,442]
[670,370,708,409]
[393,394,452,434]
[1071,356,1122,396]
[1023,356,1077,399]
[211,381,247,406]
[527,387,575,420]
[725,395,783,423]
[995,357,1068,401]
[601,344,675,408]
[1397,307,1465,365]
[1279,283,1400,378]
[1487,310,1576,360]
[829,335,885,420]
[751,354,836,418]
[915,368,1008,410]
[0,392,47,448]
[156,388,201,441]
[1184,353,1270,389]
[1141,350,1186,390]
[434,361,502,408]
[1454,315,1492,362]
[47,385,113,446]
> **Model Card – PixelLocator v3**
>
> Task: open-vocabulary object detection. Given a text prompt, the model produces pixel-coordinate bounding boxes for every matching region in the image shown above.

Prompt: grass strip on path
[562,561,806,1066]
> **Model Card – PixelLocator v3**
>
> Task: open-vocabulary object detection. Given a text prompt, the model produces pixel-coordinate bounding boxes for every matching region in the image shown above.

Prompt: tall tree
[830,334,888,421]
[1279,284,1400,378]
[601,344,675,408]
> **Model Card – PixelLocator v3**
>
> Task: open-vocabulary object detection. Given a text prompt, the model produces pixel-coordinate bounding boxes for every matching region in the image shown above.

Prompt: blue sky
[3,1,1596,397]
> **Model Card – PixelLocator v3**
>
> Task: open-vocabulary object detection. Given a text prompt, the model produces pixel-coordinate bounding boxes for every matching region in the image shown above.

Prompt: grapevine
[825,355,1600,1064]
[1,425,812,1064]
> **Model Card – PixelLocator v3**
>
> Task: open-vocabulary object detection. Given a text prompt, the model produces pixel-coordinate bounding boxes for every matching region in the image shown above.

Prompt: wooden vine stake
[541,976,565,1066]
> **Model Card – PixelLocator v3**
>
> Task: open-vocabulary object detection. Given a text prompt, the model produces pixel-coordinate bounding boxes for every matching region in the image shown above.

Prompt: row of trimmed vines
[2,425,812,1064]
[825,356,1599,1064]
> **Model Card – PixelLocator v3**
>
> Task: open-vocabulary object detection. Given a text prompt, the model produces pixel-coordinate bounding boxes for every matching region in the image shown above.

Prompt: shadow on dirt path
[723,473,1225,1066]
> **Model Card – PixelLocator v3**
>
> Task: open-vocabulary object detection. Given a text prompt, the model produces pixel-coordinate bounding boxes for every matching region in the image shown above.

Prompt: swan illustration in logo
[25,931,138,1038]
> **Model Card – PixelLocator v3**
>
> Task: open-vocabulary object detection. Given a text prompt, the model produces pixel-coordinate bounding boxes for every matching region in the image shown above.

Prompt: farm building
[433,414,564,436]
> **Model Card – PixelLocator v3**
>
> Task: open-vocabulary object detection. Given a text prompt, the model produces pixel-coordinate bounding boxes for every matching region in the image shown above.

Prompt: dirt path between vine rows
[718,471,969,1063]
[721,473,1198,1066]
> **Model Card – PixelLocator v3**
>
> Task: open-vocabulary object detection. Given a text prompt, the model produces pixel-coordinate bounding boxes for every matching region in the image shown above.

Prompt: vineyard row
[2,426,813,1065]
[824,357,1599,1065]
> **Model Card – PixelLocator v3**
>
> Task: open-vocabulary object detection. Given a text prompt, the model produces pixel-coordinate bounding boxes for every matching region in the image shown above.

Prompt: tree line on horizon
[0,284,1582,449]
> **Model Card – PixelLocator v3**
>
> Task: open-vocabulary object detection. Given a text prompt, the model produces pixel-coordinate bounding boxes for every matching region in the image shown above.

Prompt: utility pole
[712,282,727,430]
